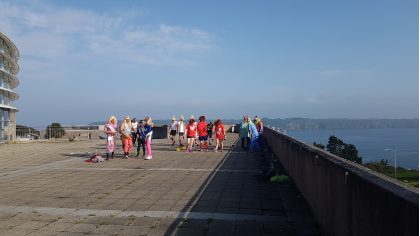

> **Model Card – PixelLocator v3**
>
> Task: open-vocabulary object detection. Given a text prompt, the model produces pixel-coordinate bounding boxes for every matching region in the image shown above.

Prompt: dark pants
[132,132,137,146]
[137,138,146,156]
[241,137,250,150]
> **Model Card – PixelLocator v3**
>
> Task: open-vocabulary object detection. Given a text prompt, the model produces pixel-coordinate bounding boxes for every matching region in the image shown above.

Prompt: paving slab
[0,133,320,235]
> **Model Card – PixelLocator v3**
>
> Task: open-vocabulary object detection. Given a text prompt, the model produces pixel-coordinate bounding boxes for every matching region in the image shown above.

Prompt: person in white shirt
[131,118,138,147]
[169,116,178,146]
[178,115,186,146]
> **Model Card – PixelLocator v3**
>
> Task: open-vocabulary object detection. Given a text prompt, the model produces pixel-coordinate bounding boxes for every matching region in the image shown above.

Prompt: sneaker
[145,156,151,160]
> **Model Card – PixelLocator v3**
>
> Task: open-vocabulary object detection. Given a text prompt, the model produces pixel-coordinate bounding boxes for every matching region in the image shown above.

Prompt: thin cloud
[0,1,216,81]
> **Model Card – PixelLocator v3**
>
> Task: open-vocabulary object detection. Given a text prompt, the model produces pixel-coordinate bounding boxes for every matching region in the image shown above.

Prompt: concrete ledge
[264,127,419,236]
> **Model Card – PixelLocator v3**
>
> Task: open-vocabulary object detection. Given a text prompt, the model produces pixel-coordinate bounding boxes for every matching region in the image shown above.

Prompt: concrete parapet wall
[263,127,418,236]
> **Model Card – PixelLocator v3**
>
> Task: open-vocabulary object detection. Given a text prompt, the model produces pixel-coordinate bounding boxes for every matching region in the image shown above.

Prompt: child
[197,116,208,152]
[214,119,225,152]
[186,118,197,152]
[144,117,154,160]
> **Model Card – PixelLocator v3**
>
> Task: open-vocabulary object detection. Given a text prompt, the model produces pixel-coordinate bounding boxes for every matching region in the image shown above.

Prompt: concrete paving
[0,134,320,235]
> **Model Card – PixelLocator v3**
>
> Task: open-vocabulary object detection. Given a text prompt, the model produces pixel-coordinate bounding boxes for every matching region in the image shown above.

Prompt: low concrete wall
[263,127,418,236]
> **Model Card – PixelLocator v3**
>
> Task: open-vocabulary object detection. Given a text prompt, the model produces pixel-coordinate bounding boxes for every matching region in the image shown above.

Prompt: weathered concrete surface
[264,127,419,236]
[0,133,319,235]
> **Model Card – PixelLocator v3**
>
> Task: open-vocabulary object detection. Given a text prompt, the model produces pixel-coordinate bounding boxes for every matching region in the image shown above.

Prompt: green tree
[45,123,65,139]
[327,135,362,164]
[313,142,325,150]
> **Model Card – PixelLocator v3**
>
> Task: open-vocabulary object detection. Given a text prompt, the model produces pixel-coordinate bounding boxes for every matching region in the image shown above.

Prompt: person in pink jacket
[104,115,118,160]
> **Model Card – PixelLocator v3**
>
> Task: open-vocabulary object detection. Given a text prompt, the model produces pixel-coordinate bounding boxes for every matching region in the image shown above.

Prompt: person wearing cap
[178,115,186,146]
[120,116,134,158]
[168,116,178,146]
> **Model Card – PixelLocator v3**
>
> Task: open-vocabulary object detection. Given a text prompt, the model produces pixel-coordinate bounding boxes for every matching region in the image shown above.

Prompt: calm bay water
[286,128,419,169]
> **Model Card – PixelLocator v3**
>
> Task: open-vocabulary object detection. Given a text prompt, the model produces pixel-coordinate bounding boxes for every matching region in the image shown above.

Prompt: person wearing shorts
[197,116,209,152]
[186,118,197,152]
[168,117,178,146]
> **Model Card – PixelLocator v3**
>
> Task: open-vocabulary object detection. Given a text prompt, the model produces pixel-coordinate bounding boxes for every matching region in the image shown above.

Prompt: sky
[0,0,418,127]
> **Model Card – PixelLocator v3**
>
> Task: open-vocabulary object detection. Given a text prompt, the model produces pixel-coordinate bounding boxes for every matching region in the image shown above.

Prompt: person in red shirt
[214,119,225,152]
[186,118,197,152]
[197,116,209,152]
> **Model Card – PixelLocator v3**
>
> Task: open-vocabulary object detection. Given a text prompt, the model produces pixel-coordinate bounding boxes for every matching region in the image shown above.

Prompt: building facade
[0,32,19,142]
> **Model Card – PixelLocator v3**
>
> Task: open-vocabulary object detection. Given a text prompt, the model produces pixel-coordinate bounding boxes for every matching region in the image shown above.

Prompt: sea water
[286,128,419,169]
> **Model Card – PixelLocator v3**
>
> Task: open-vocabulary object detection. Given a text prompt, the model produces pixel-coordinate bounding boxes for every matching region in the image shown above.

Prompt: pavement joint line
[51,167,260,173]
[0,204,285,222]
[0,159,81,180]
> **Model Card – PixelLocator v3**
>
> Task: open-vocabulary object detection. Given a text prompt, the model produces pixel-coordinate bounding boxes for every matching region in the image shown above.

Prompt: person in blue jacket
[136,120,146,157]
[249,117,260,152]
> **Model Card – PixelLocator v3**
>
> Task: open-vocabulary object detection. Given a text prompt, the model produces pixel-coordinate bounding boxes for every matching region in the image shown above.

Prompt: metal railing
[16,125,104,141]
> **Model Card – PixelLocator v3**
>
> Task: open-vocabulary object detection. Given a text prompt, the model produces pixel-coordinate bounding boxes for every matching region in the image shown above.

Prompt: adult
[131,118,138,147]
[197,116,209,152]
[104,115,118,160]
[239,115,250,151]
[178,116,186,146]
[120,116,134,158]
[214,119,225,152]
[249,117,260,152]
[254,116,263,135]
[144,116,154,160]
[169,116,178,146]
[136,120,146,157]
[207,121,214,146]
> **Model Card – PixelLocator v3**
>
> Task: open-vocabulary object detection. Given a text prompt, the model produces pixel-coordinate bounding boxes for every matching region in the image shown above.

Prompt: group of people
[102,115,229,162]
[104,115,154,160]
[168,115,226,153]
[239,116,263,152]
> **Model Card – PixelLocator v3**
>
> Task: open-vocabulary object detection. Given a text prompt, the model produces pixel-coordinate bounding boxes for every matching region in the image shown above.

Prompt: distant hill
[262,118,419,130]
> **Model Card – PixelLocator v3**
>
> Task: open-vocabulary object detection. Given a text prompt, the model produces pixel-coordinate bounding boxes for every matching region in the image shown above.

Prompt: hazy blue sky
[0,0,418,127]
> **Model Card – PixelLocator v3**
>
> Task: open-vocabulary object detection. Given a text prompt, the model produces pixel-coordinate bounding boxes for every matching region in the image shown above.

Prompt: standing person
[144,116,154,160]
[249,117,260,152]
[178,116,186,146]
[254,116,263,135]
[254,116,264,148]
[168,116,178,146]
[190,115,198,148]
[240,115,250,151]
[214,119,225,152]
[197,116,209,152]
[120,116,133,158]
[136,120,146,157]
[104,116,118,160]
[207,121,214,146]
[131,118,138,147]
[185,118,197,153]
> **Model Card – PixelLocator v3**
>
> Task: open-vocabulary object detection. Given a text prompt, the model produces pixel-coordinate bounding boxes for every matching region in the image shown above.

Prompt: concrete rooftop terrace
[0,133,320,236]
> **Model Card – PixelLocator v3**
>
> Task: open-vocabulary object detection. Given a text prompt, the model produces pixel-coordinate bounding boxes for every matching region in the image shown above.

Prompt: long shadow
[163,137,321,235]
